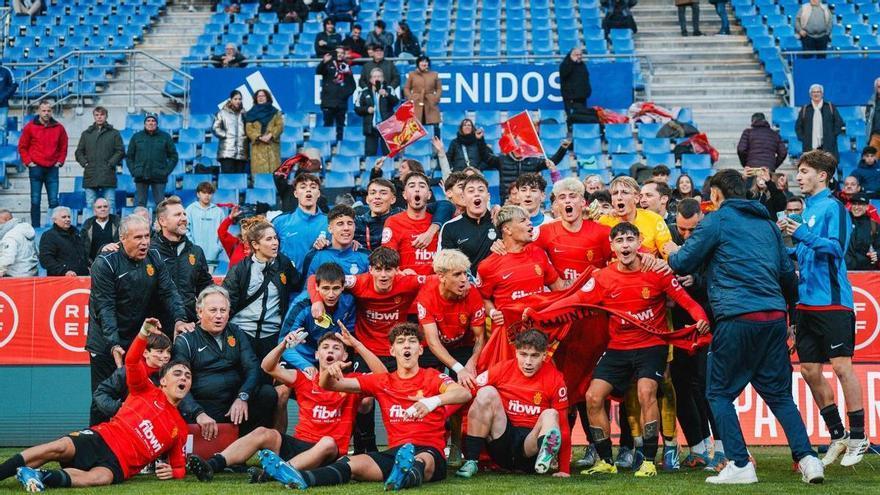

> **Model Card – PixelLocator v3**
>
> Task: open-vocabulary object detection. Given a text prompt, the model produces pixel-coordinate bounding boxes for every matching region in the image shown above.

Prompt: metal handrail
[778,49,880,106]
[0,8,9,60]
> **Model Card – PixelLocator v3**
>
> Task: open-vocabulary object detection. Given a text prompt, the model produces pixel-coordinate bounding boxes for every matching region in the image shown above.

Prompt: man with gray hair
[795,83,845,159]
[211,43,247,68]
[795,0,832,58]
[0,209,38,277]
[80,197,120,265]
[355,65,398,156]
[38,206,88,276]
[86,214,191,425]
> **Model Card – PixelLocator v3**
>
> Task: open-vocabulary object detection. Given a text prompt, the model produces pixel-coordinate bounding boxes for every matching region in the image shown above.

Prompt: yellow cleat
[634,461,658,477]
[581,459,618,475]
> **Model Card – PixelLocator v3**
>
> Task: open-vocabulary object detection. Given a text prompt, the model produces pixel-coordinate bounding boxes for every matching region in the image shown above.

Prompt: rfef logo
[853,286,880,352]
[49,289,90,352]
[0,291,19,349]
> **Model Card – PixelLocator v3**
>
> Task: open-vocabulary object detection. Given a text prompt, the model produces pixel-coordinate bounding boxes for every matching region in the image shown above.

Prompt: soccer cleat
[662,445,681,471]
[257,449,308,489]
[705,461,758,484]
[247,466,271,484]
[704,452,728,472]
[16,467,45,493]
[447,444,463,468]
[682,452,709,469]
[615,446,635,469]
[575,444,598,468]
[455,460,479,479]
[634,460,657,477]
[186,454,214,482]
[534,427,562,474]
[384,443,417,491]
[798,455,824,484]
[822,435,849,466]
[582,459,618,475]
[840,437,870,467]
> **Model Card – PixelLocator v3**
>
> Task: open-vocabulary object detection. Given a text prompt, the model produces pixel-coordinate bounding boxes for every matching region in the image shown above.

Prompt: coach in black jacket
[86,214,190,425]
[174,286,278,437]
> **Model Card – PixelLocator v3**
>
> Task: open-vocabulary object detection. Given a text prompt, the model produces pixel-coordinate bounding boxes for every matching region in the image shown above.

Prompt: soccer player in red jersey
[257,323,472,490]
[187,326,386,482]
[383,172,438,276]
[476,205,566,329]
[2,319,191,491]
[456,329,571,478]
[536,222,709,477]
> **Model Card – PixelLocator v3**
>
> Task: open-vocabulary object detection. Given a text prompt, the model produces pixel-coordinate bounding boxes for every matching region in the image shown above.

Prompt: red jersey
[91,336,187,480]
[356,368,455,453]
[308,273,422,356]
[382,211,437,276]
[532,220,612,280]
[415,276,486,348]
[576,264,707,350]
[288,371,361,453]
[476,244,559,311]
[475,359,572,473]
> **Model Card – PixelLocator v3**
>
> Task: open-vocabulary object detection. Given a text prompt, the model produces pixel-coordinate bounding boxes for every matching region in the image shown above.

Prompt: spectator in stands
[81,198,119,265]
[355,67,398,156]
[852,146,880,196]
[175,286,279,436]
[736,112,787,172]
[487,144,568,201]
[314,18,343,58]
[795,84,845,159]
[212,43,247,68]
[867,77,880,155]
[92,332,170,419]
[276,0,309,23]
[0,63,17,145]
[324,0,359,22]
[75,106,125,211]
[38,206,88,276]
[0,209,37,277]
[844,193,879,270]
[709,0,730,35]
[12,0,43,16]
[366,19,394,58]
[244,89,283,176]
[393,21,420,59]
[186,181,225,264]
[404,55,441,134]
[795,0,832,58]
[745,166,787,218]
[640,181,675,227]
[651,165,671,184]
[317,47,356,142]
[343,23,367,59]
[358,43,400,89]
[673,174,700,201]
[559,47,592,122]
[18,100,68,227]
[86,214,189,424]
[782,195,805,247]
[442,119,495,171]
[213,90,248,174]
[127,114,177,207]
[602,0,638,37]
[773,172,793,199]
[676,0,702,37]
[584,174,605,195]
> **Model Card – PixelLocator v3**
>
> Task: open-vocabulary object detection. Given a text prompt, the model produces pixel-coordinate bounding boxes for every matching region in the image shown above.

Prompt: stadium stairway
[633,0,785,170]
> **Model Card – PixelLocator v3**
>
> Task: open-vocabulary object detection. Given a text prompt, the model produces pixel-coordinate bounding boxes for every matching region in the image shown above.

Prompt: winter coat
[38,224,89,276]
[358,59,401,88]
[393,35,420,58]
[150,232,214,328]
[325,0,359,17]
[80,214,120,264]
[446,134,495,171]
[93,364,161,418]
[487,144,568,199]
[213,104,248,161]
[276,0,308,22]
[867,93,880,138]
[795,2,832,38]
[126,129,178,184]
[795,101,845,159]
[75,123,125,188]
[669,199,798,321]
[316,59,356,110]
[852,160,880,194]
[222,253,300,328]
[218,216,247,267]
[18,116,68,167]
[559,56,592,103]
[245,112,284,174]
[0,219,38,277]
[403,69,442,125]
[314,31,343,57]
[844,214,879,271]
[0,65,18,108]
[354,83,399,135]
[366,30,394,56]
[736,120,787,171]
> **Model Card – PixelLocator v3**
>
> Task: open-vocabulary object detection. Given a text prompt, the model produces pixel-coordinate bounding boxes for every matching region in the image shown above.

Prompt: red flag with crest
[377,101,428,157]
[498,111,545,159]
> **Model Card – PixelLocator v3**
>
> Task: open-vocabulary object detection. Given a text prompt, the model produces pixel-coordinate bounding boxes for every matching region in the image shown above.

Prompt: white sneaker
[840,437,870,467]
[822,435,848,466]
[798,455,824,484]
[705,461,758,484]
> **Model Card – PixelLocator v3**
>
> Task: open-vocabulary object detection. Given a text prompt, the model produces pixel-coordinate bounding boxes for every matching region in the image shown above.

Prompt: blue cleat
[662,445,681,471]
[534,427,562,474]
[16,467,44,493]
[384,443,417,491]
[257,449,308,489]
[615,446,635,469]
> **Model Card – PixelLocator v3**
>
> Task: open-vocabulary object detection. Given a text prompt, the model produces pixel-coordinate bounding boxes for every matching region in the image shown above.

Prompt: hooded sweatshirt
[0,219,38,277]
[185,201,225,263]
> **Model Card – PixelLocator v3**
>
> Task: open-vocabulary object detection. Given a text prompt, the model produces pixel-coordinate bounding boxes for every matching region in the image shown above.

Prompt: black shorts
[364,445,446,483]
[64,430,124,484]
[419,346,473,381]
[352,354,397,373]
[486,422,536,473]
[796,310,856,363]
[593,345,668,394]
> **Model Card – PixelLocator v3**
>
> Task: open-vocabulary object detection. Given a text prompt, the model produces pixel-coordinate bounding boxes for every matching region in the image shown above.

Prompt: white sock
[714,440,724,455]
[691,442,707,455]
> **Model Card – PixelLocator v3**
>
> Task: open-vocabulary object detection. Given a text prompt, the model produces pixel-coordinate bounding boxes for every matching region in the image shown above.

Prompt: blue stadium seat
[331,155,362,173]
[611,153,641,169]
[159,114,183,132]
[540,124,567,139]
[59,191,86,211]
[573,137,602,155]
[572,124,601,139]
[636,122,662,140]
[473,110,502,125]
[607,137,637,154]
[771,107,798,126]
[281,140,298,158]
[645,153,675,168]
[253,173,275,190]
[681,154,712,170]
[604,123,632,140]
[642,138,670,154]
[324,171,356,188]
[337,139,363,157]
[181,173,213,191]
[687,167,714,187]
[309,126,338,143]
[218,173,248,191]
[246,188,277,205]
[178,127,205,145]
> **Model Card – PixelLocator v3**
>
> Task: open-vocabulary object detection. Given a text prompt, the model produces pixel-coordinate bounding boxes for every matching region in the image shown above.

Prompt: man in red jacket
[18,100,68,227]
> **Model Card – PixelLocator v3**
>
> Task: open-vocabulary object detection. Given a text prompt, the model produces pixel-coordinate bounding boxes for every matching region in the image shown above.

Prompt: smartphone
[776,211,787,222]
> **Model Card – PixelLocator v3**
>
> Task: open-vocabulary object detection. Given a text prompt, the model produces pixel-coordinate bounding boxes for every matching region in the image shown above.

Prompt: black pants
[199,384,278,437]
[321,107,346,141]
[89,351,118,425]
[670,346,715,447]
[677,4,700,34]
[220,158,247,174]
[364,129,389,156]
[801,36,829,59]
[245,333,281,386]
[134,181,165,207]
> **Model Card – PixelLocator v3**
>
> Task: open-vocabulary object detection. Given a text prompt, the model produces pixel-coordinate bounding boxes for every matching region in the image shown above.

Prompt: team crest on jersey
[394,296,402,304]
[534,264,542,276]
[808,215,816,228]
[227,335,237,347]
[641,287,651,299]
[580,278,596,293]
[146,264,155,277]
[533,392,542,405]
[487,228,497,240]
[280,273,287,285]
[382,227,393,244]
[417,303,427,320]
[586,249,594,261]
[350,264,358,274]
[459,313,468,325]
[188,254,196,266]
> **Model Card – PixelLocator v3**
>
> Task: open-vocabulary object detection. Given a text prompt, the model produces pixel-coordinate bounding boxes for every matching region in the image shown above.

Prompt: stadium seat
[218,173,248,191]
[607,137,638,154]
[540,124,567,140]
[178,127,205,145]
[182,173,213,191]
[642,138,670,154]
[59,191,86,211]
[573,137,602,155]
[213,188,240,205]
[309,126,337,143]
[245,188,277,206]
[159,114,183,132]
[645,153,675,168]
[324,171,356,188]
[253,173,275,190]
[331,155,362,174]
[681,154,713,170]
[572,124,601,139]
[636,122,662,140]
[686,167,714,187]
[604,123,632,140]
